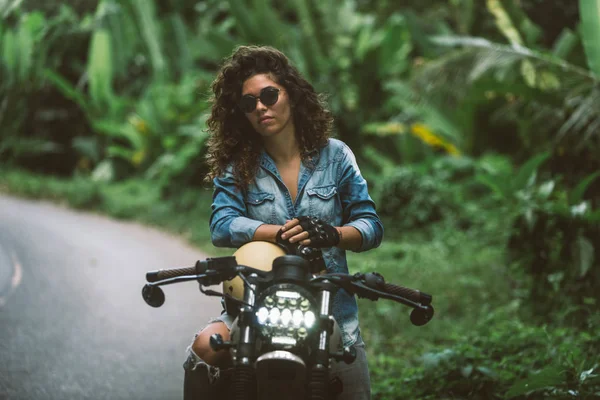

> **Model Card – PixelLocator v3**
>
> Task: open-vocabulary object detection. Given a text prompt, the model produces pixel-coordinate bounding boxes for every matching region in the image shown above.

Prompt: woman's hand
[278,216,340,248]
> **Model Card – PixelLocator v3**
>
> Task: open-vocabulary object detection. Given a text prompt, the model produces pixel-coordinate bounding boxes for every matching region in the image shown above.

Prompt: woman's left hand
[278,216,340,248]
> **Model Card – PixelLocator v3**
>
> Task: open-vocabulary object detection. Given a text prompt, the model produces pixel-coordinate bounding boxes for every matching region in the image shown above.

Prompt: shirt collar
[259,147,321,171]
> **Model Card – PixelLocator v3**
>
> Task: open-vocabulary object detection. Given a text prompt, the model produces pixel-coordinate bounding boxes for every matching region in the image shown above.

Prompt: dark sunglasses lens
[239,96,257,113]
[260,88,279,106]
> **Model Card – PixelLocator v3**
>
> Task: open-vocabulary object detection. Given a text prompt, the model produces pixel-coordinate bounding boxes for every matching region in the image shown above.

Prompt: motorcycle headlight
[255,285,318,346]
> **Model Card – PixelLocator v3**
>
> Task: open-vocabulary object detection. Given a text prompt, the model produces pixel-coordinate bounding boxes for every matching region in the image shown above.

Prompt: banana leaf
[579,0,600,77]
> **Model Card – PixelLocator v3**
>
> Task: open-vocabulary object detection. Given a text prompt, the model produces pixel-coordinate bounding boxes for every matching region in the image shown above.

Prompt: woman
[183,45,383,399]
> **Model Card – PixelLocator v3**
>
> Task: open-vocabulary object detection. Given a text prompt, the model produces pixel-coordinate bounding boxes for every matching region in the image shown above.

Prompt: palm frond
[417,35,600,152]
[430,36,596,81]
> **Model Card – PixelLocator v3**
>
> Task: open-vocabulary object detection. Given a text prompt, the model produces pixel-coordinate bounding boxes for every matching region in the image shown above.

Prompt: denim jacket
[209,138,384,347]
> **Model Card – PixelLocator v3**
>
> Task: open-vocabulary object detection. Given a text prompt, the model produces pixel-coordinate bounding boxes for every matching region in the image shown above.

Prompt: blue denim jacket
[209,138,384,347]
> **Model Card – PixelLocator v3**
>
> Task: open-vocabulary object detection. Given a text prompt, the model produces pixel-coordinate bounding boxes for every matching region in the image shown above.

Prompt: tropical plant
[476,151,600,319]
[0,6,82,164]
[407,0,600,166]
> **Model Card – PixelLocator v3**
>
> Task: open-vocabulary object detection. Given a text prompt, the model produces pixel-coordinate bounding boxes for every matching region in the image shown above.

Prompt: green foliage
[476,152,600,319]
[371,310,600,399]
[579,0,600,78]
[0,7,78,162]
[373,167,454,232]
[371,155,497,234]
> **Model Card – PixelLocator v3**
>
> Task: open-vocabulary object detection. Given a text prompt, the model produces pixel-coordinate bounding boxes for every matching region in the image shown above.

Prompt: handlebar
[146,266,197,282]
[143,256,434,325]
[145,266,428,303]
[381,281,432,306]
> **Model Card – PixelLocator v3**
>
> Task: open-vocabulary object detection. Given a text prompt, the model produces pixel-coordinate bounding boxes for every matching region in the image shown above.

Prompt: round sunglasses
[238,86,281,113]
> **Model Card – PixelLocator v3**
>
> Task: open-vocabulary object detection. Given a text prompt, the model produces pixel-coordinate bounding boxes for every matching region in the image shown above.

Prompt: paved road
[0,195,222,400]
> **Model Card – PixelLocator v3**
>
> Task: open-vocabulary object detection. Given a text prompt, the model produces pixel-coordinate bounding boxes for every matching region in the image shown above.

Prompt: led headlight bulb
[281,309,292,326]
[277,297,287,309]
[257,307,269,324]
[304,311,316,328]
[292,310,303,327]
[300,299,310,311]
[265,296,275,307]
[269,308,281,324]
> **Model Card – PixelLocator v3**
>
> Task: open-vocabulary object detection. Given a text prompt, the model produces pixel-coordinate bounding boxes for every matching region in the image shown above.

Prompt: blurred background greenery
[1,0,599,398]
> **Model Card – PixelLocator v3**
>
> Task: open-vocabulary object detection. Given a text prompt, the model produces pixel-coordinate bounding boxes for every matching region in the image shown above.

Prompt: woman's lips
[259,117,274,124]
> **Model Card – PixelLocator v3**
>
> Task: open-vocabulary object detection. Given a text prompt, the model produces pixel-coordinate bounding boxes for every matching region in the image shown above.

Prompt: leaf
[520,59,536,87]
[506,366,564,398]
[476,173,509,198]
[538,180,555,199]
[579,0,600,78]
[552,28,579,60]
[226,0,260,41]
[377,13,412,77]
[88,28,114,107]
[421,349,456,370]
[131,0,166,78]
[571,202,589,217]
[91,159,115,182]
[72,137,101,163]
[1,0,24,18]
[580,366,598,383]
[476,366,498,379]
[570,171,600,204]
[538,71,561,91]
[572,235,595,278]
[487,0,523,46]
[512,152,550,192]
[461,364,474,378]
[43,69,90,113]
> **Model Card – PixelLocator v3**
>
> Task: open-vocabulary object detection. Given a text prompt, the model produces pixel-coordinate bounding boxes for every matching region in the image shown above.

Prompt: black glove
[275,230,327,274]
[275,229,297,255]
[297,245,327,273]
[295,216,340,248]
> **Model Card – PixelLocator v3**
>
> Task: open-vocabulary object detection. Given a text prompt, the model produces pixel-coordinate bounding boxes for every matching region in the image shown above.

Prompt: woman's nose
[255,99,268,111]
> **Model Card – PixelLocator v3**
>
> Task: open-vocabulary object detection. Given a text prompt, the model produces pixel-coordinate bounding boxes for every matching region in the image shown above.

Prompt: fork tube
[231,274,258,400]
[309,281,334,400]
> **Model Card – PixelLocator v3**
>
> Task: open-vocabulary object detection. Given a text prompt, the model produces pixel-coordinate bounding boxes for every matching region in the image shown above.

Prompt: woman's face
[240,73,294,139]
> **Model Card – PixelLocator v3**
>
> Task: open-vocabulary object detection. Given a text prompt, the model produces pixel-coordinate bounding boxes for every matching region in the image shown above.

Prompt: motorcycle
[141,242,434,400]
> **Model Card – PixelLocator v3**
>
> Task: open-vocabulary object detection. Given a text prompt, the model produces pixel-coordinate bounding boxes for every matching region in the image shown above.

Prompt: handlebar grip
[382,282,431,305]
[146,266,198,282]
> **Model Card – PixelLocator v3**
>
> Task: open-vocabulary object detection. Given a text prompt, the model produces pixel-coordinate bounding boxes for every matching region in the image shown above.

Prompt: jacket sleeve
[209,169,264,248]
[337,144,384,252]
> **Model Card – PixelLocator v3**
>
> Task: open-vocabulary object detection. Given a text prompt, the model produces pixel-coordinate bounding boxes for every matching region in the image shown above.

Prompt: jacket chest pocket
[245,191,276,224]
[306,185,339,224]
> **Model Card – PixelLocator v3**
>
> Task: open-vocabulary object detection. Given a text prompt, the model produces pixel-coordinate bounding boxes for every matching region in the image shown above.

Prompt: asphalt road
[0,194,222,400]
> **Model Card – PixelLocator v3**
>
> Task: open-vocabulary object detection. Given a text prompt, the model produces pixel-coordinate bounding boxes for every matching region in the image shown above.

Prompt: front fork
[309,281,335,400]
[230,274,258,400]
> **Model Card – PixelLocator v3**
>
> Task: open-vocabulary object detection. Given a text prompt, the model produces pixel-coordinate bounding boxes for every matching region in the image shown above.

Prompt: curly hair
[204,45,333,189]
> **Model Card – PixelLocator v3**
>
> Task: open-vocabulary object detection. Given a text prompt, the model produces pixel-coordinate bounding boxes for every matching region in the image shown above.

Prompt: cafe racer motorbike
[142,241,434,400]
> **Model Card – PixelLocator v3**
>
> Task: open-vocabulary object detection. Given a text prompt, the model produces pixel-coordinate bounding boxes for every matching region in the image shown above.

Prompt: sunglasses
[239,86,281,113]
